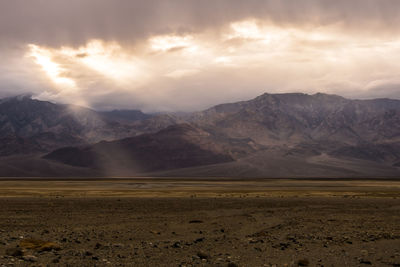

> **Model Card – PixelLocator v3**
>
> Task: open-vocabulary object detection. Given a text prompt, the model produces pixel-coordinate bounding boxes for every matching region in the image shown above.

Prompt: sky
[1,0,400,112]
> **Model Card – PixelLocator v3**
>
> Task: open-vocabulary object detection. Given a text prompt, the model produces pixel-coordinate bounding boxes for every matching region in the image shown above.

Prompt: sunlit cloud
[26,39,152,105]
[165,69,200,79]
[214,56,234,65]
[226,20,291,46]
[27,44,77,90]
[228,20,270,43]
[21,17,400,111]
[149,35,196,52]
[60,40,144,81]
[3,0,400,112]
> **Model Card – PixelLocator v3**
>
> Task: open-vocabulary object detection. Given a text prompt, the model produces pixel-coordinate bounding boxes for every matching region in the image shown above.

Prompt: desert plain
[0,178,400,267]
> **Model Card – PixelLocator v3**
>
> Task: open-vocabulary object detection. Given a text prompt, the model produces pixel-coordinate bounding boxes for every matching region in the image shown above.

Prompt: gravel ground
[0,195,400,266]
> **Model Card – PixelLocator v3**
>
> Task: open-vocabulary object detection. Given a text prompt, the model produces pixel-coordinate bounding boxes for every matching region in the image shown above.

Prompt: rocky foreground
[1,195,400,266]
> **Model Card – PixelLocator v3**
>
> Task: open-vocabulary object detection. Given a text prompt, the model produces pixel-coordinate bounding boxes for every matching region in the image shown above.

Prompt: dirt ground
[0,179,400,267]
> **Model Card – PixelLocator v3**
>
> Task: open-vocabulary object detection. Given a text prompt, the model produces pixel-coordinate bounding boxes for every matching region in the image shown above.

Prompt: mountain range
[1,93,399,177]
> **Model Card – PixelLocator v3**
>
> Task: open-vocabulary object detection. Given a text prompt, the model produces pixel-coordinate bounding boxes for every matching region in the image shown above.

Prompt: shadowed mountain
[99,109,152,123]
[44,124,260,174]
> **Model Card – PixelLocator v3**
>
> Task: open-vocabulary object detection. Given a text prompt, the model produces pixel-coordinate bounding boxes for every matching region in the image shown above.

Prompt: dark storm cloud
[1,0,400,46]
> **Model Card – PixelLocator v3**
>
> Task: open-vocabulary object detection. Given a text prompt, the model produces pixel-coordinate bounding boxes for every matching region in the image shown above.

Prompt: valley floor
[0,179,400,266]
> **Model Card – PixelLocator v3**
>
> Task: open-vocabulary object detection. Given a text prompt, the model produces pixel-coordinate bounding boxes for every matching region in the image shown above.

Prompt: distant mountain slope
[0,95,163,156]
[0,155,100,177]
[44,124,259,174]
[186,93,400,167]
[1,92,400,177]
[148,151,400,178]
[190,92,400,146]
[99,109,152,123]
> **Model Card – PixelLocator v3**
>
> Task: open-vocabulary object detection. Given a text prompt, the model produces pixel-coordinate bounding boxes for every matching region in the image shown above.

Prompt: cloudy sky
[1,0,400,111]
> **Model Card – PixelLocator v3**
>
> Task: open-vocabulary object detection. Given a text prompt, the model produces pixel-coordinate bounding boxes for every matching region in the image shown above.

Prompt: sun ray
[60,40,142,82]
[27,44,77,89]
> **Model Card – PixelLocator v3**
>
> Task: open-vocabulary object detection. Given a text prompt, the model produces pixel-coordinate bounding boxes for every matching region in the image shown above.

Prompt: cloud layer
[1,0,400,111]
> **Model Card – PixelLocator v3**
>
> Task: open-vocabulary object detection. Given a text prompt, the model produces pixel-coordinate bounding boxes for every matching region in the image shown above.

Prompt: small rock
[197,252,209,260]
[360,259,372,265]
[189,220,203,224]
[172,242,181,248]
[85,251,93,256]
[5,248,24,257]
[297,258,309,266]
[22,255,37,262]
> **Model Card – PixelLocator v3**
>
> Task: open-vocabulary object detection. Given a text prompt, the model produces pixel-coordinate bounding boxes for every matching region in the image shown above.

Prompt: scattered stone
[22,255,37,262]
[279,243,289,250]
[297,258,309,266]
[5,248,24,257]
[194,237,204,243]
[361,250,369,256]
[192,255,200,260]
[360,259,372,265]
[85,251,93,256]
[172,242,181,248]
[248,238,263,244]
[197,252,209,260]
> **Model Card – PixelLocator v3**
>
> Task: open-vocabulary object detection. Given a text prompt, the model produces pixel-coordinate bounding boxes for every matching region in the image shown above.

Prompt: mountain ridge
[1,92,399,177]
